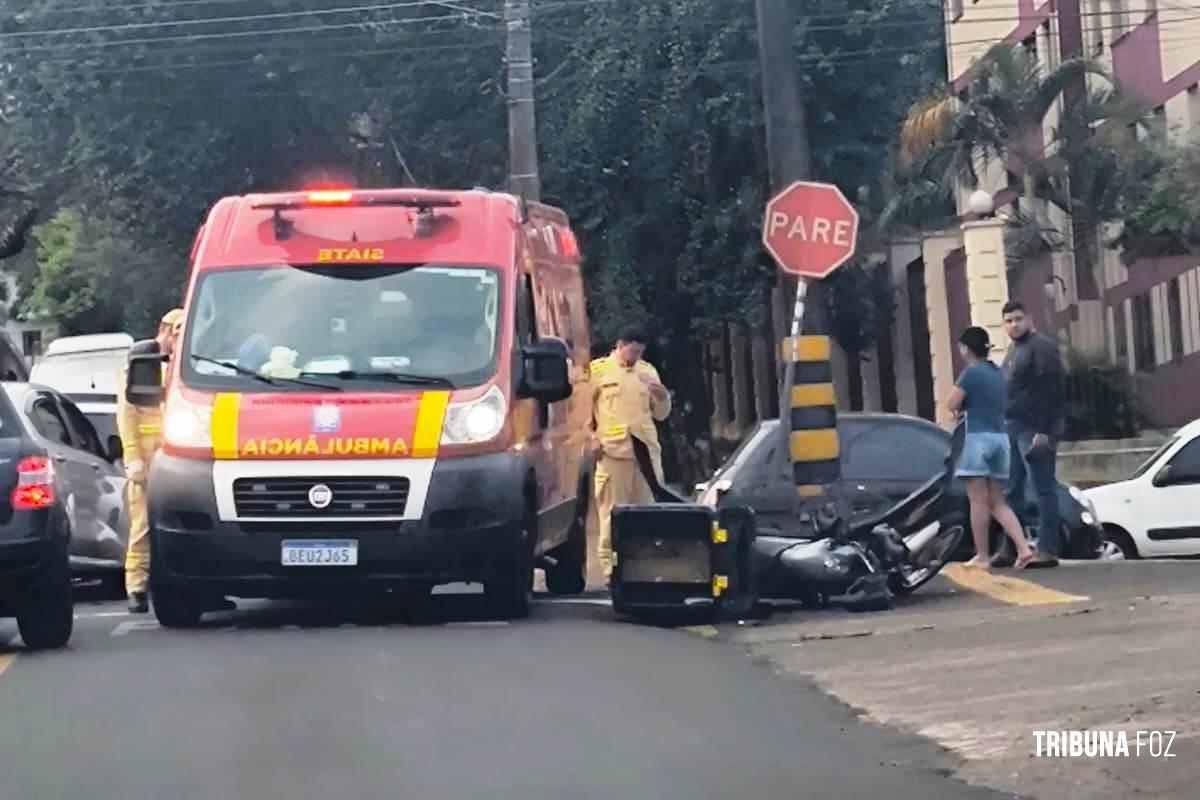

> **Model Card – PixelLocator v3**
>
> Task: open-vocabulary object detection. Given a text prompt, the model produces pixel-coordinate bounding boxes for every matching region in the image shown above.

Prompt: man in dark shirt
[1001,301,1065,567]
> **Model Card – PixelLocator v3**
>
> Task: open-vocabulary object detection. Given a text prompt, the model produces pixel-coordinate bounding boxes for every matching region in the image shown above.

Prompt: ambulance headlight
[164,395,213,449]
[441,385,506,445]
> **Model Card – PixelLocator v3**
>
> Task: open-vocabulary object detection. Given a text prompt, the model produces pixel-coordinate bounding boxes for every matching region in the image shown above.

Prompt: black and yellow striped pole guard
[781,333,840,498]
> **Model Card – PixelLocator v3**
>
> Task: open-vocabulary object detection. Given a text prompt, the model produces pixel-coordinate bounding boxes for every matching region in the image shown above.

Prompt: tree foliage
[1,0,943,380]
[1110,132,1200,261]
[885,41,1191,272]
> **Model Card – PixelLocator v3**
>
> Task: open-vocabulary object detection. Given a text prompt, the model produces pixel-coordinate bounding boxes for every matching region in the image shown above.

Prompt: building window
[1168,277,1184,361]
[1131,293,1155,371]
[1114,301,1129,363]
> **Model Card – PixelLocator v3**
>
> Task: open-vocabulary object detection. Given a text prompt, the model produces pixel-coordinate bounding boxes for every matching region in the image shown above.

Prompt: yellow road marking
[683,625,719,638]
[0,653,15,678]
[942,564,1088,606]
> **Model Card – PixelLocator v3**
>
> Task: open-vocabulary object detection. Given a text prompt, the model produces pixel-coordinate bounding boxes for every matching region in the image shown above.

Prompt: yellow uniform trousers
[594,451,664,579]
[124,478,151,594]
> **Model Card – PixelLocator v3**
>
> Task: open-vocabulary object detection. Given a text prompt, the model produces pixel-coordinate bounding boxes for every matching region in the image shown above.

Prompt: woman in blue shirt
[947,327,1035,570]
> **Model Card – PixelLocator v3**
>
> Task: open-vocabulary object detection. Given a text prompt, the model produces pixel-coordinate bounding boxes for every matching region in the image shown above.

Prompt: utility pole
[754,0,828,345]
[504,0,540,202]
[755,0,846,519]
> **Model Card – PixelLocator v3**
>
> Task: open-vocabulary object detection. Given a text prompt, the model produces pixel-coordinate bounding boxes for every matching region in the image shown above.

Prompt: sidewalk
[724,561,1200,800]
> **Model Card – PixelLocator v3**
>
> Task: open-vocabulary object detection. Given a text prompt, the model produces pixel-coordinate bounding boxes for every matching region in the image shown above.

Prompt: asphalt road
[731,559,1200,800]
[0,589,1016,800]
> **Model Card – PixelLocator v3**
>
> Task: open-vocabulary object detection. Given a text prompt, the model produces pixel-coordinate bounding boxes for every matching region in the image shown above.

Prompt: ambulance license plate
[281,540,358,567]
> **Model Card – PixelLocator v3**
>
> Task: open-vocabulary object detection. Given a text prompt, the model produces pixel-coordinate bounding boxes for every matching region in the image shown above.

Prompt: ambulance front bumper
[147,453,527,596]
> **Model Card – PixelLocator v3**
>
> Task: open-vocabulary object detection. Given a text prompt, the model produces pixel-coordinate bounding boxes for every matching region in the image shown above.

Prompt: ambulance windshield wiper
[322,370,455,389]
[190,354,342,391]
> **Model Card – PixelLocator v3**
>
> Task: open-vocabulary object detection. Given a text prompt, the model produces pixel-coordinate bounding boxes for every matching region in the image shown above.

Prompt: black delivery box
[609,503,757,621]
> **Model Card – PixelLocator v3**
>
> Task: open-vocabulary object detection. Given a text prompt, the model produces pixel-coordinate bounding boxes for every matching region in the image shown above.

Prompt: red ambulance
[126,188,593,626]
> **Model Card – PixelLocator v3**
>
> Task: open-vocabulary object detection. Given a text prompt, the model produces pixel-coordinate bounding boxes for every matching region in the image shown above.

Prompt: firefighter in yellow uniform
[116,309,182,613]
[590,325,672,582]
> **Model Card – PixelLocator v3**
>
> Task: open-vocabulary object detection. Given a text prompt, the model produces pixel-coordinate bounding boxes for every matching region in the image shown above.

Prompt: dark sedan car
[695,414,1108,561]
[1,384,129,591]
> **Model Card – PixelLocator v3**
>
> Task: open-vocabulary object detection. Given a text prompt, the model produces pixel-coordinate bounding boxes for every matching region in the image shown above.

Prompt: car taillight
[12,455,55,510]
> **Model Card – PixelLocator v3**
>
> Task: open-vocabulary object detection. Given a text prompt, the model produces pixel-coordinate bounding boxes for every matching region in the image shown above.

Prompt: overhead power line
[17,0,496,21]
[0,1,497,40]
[16,9,1200,79]
[2,12,473,53]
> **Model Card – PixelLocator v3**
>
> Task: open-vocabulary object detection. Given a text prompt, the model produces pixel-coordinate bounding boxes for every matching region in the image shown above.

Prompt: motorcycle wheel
[890,512,966,595]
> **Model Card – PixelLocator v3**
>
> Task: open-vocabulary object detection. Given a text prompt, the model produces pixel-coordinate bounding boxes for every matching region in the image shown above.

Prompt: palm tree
[883,43,1142,286]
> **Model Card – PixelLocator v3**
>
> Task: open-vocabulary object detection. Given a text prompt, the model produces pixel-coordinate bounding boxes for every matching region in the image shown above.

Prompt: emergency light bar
[251,193,462,212]
[252,192,462,241]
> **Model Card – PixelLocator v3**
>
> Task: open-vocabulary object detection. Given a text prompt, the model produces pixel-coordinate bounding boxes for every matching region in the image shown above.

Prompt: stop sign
[762,181,859,279]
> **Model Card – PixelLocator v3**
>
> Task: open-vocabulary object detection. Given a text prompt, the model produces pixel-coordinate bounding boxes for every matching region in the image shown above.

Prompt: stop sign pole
[762,181,859,502]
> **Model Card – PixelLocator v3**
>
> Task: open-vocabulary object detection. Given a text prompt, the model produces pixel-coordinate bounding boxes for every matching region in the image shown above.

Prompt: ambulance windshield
[182,263,501,390]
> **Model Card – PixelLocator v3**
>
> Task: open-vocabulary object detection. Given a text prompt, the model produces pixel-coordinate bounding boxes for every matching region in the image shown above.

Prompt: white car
[29,333,134,458]
[1085,418,1200,558]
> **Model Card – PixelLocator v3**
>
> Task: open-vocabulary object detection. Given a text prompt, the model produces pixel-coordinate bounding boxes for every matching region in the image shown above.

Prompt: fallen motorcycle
[608,422,967,618]
[750,421,967,611]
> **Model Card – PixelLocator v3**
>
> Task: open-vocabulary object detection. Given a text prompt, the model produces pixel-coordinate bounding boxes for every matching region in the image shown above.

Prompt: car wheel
[1102,525,1138,560]
[485,516,534,620]
[17,555,74,650]
[151,583,204,628]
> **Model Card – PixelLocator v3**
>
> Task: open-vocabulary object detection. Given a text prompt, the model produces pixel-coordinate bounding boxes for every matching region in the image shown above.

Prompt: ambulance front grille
[232,476,411,518]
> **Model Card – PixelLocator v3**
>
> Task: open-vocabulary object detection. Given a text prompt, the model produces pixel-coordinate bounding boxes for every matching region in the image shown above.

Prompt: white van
[30,333,134,455]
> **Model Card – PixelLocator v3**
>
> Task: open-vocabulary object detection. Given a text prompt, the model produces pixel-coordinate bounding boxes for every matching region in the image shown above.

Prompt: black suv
[0,387,75,649]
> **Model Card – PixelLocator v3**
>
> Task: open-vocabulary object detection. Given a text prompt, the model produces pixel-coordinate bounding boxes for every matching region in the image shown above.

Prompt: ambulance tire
[149,533,204,628]
[544,455,590,596]
[151,583,204,629]
[486,514,534,620]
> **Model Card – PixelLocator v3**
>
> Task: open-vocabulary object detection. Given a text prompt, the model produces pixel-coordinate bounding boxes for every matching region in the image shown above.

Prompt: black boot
[128,591,149,614]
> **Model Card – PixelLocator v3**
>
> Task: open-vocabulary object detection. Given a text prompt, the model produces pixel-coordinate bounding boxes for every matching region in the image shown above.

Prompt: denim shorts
[956,431,1011,480]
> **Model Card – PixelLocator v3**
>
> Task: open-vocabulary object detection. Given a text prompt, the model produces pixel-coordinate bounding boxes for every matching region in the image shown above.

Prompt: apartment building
[917,0,1200,427]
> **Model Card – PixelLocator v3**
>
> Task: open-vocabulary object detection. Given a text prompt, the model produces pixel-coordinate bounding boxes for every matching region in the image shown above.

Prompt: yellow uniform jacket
[589,353,671,460]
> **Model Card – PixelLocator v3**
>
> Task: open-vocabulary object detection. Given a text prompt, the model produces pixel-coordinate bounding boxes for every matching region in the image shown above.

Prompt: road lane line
[941,564,1088,606]
[0,653,15,678]
[111,620,160,637]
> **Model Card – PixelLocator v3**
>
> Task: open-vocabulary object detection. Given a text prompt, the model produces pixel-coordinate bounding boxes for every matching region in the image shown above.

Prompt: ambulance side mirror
[518,336,572,404]
[126,352,167,407]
